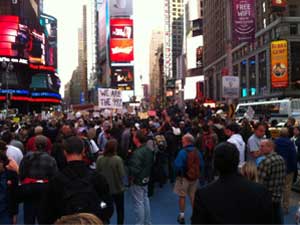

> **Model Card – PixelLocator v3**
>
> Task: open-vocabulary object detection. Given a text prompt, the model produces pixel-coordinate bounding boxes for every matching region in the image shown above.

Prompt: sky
[43,0,164,97]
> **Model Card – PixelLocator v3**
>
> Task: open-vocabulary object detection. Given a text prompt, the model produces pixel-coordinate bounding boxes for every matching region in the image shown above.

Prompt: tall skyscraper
[82,5,88,103]
[149,29,164,98]
[164,0,184,81]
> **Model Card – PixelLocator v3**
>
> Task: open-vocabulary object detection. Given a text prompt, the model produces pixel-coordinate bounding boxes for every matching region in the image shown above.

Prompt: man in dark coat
[191,142,273,224]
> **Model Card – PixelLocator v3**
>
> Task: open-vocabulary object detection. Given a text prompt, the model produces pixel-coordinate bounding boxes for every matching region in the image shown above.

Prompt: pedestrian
[19,135,58,225]
[0,141,18,224]
[247,122,266,162]
[26,126,52,154]
[291,126,300,163]
[191,142,273,224]
[1,131,23,165]
[257,139,286,224]
[274,128,297,214]
[240,161,258,182]
[128,130,154,225]
[39,136,113,224]
[174,133,204,224]
[55,213,103,225]
[96,139,126,225]
[225,123,246,168]
[97,121,111,153]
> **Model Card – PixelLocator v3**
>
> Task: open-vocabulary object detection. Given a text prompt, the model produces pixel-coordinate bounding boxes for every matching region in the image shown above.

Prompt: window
[290,24,298,35]
[262,2,266,13]
[263,18,267,28]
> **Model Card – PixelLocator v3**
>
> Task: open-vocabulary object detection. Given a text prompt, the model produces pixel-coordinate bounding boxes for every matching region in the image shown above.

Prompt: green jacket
[128,145,154,186]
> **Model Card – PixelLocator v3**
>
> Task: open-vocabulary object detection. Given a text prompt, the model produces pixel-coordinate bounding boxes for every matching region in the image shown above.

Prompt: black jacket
[39,160,109,224]
[191,174,273,224]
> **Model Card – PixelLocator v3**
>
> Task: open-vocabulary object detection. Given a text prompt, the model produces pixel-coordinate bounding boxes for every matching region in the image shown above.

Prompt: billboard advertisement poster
[111,66,134,90]
[110,39,133,62]
[98,88,123,109]
[186,36,203,70]
[109,0,133,17]
[232,0,255,43]
[110,18,133,39]
[271,40,288,88]
[222,76,240,99]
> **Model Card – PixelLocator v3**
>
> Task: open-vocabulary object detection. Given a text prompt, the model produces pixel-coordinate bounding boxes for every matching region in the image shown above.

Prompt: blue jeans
[131,185,152,225]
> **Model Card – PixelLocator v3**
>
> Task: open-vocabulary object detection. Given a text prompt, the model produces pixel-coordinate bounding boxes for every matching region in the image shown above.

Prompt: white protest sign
[98,88,123,109]
[244,106,255,121]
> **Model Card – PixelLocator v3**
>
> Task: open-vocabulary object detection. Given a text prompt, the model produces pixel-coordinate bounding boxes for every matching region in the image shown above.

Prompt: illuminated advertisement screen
[29,31,45,65]
[40,14,57,68]
[271,40,288,88]
[0,16,30,58]
[111,66,134,90]
[30,74,48,89]
[110,39,134,62]
[110,18,133,39]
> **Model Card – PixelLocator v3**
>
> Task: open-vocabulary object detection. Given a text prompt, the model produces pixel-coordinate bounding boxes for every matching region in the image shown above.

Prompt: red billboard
[110,18,133,39]
[110,39,134,62]
[110,18,134,63]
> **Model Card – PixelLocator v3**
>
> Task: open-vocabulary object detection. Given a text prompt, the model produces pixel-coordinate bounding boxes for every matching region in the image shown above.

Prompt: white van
[235,99,300,123]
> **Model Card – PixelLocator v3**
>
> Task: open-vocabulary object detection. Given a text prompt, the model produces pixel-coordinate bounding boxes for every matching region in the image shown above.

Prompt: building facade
[0,0,61,113]
[204,0,300,103]
[149,30,164,98]
[164,0,184,83]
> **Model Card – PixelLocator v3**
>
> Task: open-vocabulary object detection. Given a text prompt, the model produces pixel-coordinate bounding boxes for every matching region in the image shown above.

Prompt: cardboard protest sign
[98,88,123,109]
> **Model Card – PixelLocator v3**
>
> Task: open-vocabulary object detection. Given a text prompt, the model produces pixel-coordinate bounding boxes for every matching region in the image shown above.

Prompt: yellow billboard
[271,40,288,88]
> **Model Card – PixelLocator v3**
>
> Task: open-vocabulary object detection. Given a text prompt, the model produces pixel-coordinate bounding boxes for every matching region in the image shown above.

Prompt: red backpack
[185,149,200,181]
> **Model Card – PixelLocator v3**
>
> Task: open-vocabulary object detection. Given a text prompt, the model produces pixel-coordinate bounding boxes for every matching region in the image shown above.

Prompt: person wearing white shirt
[1,131,23,165]
[225,123,246,168]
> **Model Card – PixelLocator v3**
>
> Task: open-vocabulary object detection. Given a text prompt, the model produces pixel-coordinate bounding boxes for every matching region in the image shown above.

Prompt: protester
[1,130,23,165]
[96,139,126,225]
[97,121,111,153]
[40,136,112,224]
[257,139,286,224]
[274,128,297,214]
[26,126,52,153]
[19,135,58,224]
[55,213,103,225]
[225,123,246,168]
[128,130,154,225]
[0,140,18,224]
[191,142,273,224]
[247,122,266,162]
[174,133,204,224]
[240,161,258,182]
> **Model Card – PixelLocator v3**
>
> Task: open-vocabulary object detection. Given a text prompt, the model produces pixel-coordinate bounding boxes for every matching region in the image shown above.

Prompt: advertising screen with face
[111,66,134,90]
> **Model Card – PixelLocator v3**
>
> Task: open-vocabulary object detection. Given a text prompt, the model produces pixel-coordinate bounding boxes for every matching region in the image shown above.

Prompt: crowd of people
[0,102,299,225]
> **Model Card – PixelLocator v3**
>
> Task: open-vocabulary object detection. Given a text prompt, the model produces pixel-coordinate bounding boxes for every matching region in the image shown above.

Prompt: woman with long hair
[96,139,126,225]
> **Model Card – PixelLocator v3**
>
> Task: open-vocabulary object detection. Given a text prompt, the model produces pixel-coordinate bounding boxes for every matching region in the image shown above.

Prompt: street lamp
[1,61,14,118]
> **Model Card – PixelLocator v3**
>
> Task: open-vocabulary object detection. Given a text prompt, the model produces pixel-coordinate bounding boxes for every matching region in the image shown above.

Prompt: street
[17,183,300,224]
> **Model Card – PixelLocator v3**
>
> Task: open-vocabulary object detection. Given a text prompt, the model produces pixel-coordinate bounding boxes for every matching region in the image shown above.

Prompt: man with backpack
[40,136,113,224]
[174,133,204,224]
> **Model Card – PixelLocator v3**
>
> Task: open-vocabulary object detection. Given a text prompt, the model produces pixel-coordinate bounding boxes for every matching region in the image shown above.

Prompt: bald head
[259,139,274,155]
[280,128,289,137]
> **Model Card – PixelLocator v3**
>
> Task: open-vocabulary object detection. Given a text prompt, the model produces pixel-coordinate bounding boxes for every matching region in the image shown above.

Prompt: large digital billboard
[0,16,30,58]
[271,40,288,88]
[40,14,57,68]
[232,0,256,43]
[109,0,133,17]
[110,18,134,63]
[110,18,133,39]
[111,66,134,90]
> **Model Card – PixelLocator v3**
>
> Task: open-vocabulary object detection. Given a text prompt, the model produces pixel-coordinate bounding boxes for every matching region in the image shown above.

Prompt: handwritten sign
[98,88,123,109]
